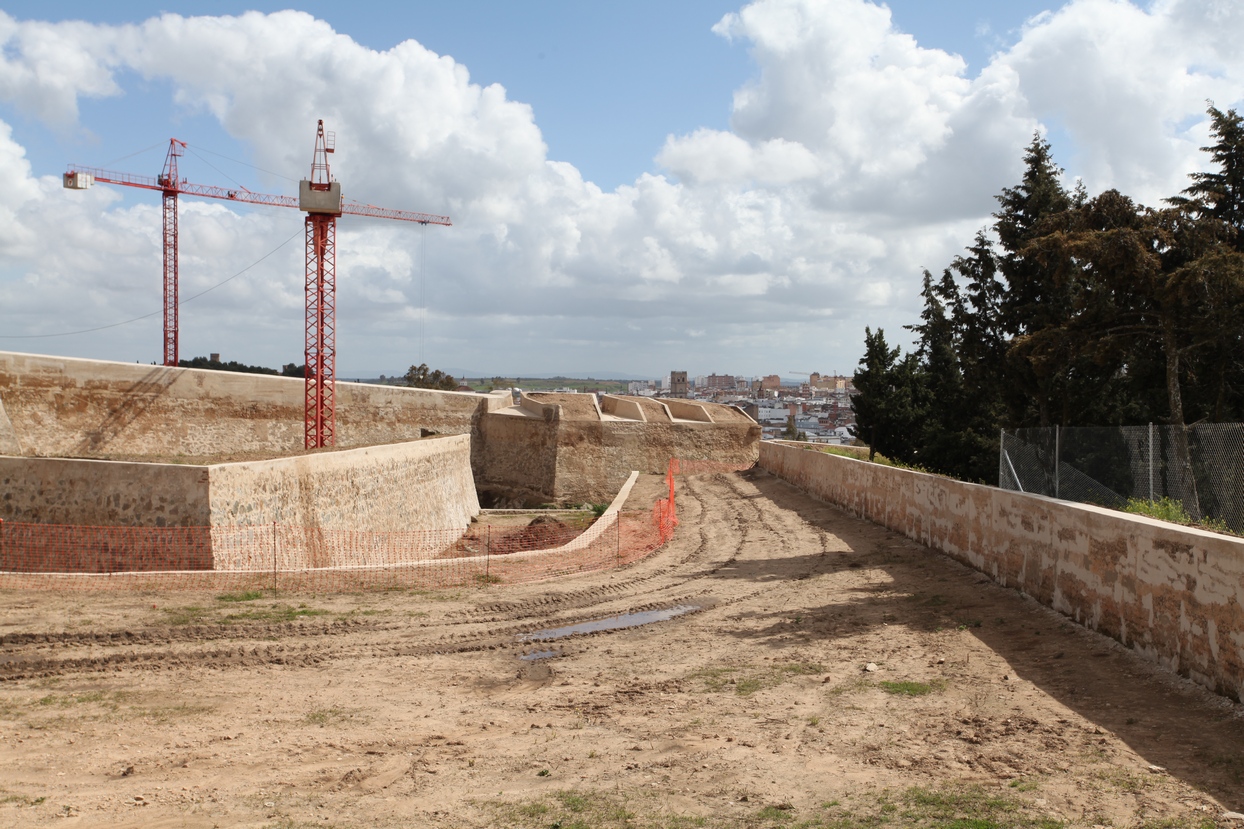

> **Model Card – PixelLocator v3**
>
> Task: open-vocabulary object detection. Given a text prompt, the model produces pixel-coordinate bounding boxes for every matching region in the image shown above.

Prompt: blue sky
[0,1,1240,378]
[5,1,1056,192]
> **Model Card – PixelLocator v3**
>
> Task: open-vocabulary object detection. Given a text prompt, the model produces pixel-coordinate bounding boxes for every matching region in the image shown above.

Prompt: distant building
[705,373,735,391]
[761,374,781,391]
[670,371,688,397]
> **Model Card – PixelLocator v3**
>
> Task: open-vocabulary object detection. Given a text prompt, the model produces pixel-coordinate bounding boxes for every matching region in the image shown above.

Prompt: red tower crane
[63,121,451,448]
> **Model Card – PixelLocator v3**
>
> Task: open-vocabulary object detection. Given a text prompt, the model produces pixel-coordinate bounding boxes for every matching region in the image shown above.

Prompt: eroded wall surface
[208,436,478,531]
[1,438,478,573]
[208,436,479,570]
[475,394,760,505]
[0,456,211,527]
[552,419,759,504]
[0,457,214,572]
[759,441,1244,702]
[0,351,505,459]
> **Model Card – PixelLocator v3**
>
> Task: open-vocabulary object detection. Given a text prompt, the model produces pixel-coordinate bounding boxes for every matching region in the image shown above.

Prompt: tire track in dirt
[0,473,840,683]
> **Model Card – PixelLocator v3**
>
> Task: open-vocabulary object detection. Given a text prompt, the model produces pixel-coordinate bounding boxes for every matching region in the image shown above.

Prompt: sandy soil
[1,469,1242,828]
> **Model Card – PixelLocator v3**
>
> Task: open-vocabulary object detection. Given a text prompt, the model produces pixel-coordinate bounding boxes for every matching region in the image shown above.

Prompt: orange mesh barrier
[0,471,684,592]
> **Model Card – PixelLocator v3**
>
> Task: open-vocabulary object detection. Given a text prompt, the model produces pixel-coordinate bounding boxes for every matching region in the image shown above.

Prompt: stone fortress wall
[0,352,760,537]
[475,391,760,506]
[759,441,1244,704]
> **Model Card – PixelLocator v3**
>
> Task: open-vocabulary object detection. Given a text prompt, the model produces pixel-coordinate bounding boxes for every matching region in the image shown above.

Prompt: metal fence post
[1054,425,1061,499]
[485,524,491,583]
[272,521,278,592]
[1148,422,1154,502]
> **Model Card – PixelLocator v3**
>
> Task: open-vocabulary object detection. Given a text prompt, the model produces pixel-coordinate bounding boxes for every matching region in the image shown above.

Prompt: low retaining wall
[0,436,478,573]
[759,441,1244,702]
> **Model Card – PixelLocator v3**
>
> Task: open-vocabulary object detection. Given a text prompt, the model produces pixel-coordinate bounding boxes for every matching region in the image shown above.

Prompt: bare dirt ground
[1,469,1242,828]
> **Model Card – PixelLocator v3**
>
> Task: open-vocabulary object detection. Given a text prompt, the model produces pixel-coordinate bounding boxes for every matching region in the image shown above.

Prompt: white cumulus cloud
[0,0,1241,375]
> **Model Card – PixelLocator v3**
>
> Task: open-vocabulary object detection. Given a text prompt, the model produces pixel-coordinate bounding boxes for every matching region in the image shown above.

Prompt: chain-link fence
[999,424,1244,532]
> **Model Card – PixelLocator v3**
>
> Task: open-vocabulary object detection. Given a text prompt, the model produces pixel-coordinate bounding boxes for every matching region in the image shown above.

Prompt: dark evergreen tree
[994,134,1078,426]
[1170,105,1244,251]
[850,328,925,464]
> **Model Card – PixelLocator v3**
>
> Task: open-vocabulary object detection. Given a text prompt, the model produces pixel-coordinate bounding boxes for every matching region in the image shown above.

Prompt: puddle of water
[517,604,700,643]
[519,649,560,661]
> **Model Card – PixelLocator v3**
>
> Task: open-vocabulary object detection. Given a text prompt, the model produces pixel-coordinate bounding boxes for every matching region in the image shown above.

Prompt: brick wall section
[759,441,1244,702]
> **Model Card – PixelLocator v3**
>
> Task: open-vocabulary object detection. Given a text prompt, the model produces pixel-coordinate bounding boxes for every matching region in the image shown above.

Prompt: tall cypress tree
[851,328,925,464]
[994,134,1075,427]
[1171,106,1244,251]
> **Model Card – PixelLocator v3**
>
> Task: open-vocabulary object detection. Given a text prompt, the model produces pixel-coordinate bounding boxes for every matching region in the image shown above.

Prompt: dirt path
[1,469,1241,828]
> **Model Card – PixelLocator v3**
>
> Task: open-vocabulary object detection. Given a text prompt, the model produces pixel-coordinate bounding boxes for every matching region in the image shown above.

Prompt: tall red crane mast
[64,121,452,448]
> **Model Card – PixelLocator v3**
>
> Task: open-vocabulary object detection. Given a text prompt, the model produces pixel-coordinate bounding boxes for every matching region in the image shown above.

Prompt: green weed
[878,680,943,697]
[216,590,264,603]
[161,605,212,625]
[691,663,824,697]
[1123,498,1235,535]
[222,604,329,624]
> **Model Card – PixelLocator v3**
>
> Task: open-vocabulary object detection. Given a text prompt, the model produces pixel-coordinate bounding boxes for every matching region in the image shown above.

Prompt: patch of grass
[0,792,46,807]
[409,589,464,601]
[131,702,214,724]
[691,663,823,697]
[826,677,874,697]
[1092,766,1152,793]
[878,680,943,697]
[222,603,330,624]
[481,785,1064,828]
[779,662,824,676]
[754,804,795,823]
[302,707,358,727]
[474,573,504,585]
[810,786,1064,829]
[1008,779,1039,792]
[688,666,741,692]
[161,605,213,626]
[216,590,264,603]
[1122,497,1235,535]
[36,690,111,708]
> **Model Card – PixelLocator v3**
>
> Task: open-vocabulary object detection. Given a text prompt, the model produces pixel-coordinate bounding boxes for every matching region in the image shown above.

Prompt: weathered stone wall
[0,456,211,527]
[552,419,759,504]
[474,394,760,506]
[1,437,478,573]
[759,441,1244,702]
[208,436,478,532]
[473,410,560,506]
[0,351,508,459]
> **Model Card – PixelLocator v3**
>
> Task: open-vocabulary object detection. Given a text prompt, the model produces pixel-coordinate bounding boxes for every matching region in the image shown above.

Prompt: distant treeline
[852,106,1244,485]
[178,356,304,377]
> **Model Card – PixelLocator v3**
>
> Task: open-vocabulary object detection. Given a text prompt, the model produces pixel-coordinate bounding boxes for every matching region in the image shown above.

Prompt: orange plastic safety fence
[0,484,681,593]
